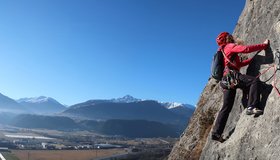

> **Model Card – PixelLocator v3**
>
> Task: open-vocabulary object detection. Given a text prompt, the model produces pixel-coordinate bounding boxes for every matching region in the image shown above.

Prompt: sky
[0,0,245,106]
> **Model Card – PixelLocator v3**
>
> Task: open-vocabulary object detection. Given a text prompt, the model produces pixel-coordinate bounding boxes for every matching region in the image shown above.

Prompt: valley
[0,95,194,159]
[0,125,177,160]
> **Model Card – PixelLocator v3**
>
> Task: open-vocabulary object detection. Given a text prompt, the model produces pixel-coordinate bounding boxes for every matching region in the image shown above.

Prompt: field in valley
[11,149,127,160]
[0,126,176,160]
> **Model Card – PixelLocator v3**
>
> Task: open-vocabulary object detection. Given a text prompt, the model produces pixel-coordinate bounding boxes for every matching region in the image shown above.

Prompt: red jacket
[221,43,268,74]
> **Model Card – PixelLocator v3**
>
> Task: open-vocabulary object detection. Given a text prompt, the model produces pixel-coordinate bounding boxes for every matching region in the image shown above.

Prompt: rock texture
[168,0,280,160]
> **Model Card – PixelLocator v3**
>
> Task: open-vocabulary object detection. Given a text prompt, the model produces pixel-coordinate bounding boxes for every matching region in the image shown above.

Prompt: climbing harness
[221,69,239,89]
[256,49,280,96]
[220,50,239,89]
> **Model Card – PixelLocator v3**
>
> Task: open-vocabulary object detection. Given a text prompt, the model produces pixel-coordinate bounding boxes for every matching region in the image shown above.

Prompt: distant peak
[111,95,142,103]
[121,95,139,100]
[17,96,55,104]
[162,102,183,109]
[161,102,195,110]
[123,95,134,98]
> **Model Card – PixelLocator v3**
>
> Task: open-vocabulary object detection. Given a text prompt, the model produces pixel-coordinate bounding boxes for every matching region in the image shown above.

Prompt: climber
[211,32,269,142]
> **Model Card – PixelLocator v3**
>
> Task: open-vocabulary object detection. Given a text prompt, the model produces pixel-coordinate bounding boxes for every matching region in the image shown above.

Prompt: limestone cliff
[168,0,280,159]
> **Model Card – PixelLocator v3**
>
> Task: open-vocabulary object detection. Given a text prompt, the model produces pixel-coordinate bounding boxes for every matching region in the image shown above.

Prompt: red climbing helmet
[216,32,230,46]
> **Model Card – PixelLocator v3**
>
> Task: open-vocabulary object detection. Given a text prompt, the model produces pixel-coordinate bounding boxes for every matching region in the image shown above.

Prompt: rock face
[168,0,280,160]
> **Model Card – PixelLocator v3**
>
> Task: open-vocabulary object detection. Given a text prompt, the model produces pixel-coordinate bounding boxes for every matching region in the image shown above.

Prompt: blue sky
[0,0,245,106]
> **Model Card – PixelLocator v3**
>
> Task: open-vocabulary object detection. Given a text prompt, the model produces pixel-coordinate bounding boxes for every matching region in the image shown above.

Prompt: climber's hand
[264,39,270,45]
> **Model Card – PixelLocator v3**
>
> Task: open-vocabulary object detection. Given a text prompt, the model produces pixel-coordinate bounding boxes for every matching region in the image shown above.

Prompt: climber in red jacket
[211,32,269,142]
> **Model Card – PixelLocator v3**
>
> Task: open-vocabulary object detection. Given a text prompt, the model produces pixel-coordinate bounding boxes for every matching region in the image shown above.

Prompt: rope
[221,49,239,70]
[273,64,280,96]
[256,49,280,96]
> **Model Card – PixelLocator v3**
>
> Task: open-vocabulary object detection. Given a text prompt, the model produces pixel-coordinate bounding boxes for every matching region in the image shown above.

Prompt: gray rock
[168,0,280,159]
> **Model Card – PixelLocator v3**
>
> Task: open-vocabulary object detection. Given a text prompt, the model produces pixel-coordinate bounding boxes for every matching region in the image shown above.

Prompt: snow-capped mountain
[64,95,195,123]
[161,102,195,110]
[161,102,195,118]
[110,95,142,103]
[17,96,66,114]
[162,102,185,109]
[18,96,57,104]
[110,95,195,110]
[63,99,190,125]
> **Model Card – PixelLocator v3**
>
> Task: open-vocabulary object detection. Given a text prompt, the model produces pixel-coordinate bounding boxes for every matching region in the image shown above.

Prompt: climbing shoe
[211,133,225,143]
[246,107,263,115]
[246,107,254,115]
[252,108,263,115]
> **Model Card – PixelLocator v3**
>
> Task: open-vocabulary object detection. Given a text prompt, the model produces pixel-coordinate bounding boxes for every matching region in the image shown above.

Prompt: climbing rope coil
[257,49,280,96]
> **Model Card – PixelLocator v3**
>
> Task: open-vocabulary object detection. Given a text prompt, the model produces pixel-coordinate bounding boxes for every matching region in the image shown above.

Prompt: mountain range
[0,94,66,114]
[0,93,194,115]
[62,100,189,124]
[0,93,195,138]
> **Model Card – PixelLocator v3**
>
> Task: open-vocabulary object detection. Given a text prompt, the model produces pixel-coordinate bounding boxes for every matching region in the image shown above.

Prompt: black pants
[212,73,260,136]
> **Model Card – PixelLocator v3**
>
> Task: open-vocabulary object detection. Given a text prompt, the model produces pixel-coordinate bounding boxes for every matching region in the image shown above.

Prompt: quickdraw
[221,69,239,89]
